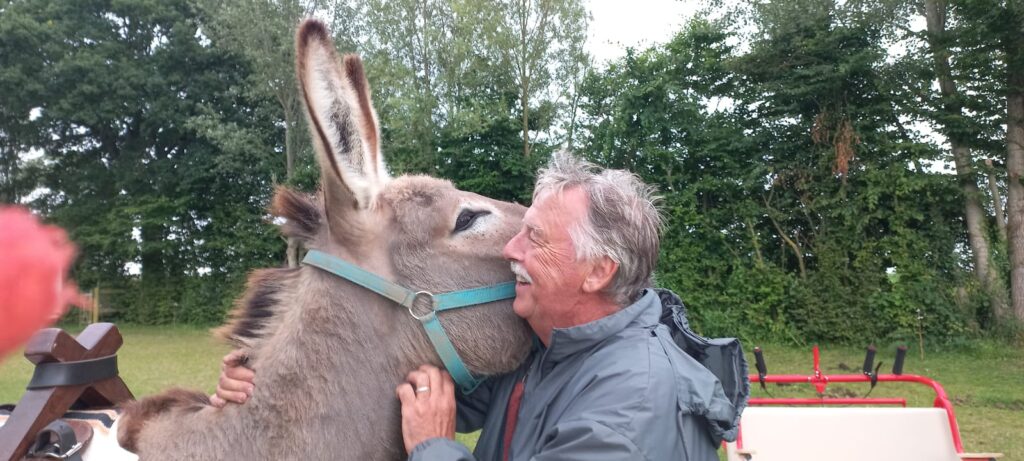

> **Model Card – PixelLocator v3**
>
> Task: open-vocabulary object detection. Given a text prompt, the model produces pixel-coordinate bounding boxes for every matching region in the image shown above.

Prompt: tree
[1,0,285,323]
[197,0,359,267]
[932,0,1024,325]
[0,2,52,204]
[922,0,1008,317]
[484,0,588,157]
[356,0,586,200]
[578,5,973,341]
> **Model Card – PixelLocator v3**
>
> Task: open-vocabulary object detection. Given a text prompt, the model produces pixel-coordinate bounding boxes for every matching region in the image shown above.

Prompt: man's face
[502,187,591,336]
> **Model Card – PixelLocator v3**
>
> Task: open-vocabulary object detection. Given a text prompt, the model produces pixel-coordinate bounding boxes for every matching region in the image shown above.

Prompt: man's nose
[503,230,523,261]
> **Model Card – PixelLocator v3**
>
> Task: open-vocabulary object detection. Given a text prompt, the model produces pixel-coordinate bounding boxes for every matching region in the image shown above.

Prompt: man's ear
[582,256,618,294]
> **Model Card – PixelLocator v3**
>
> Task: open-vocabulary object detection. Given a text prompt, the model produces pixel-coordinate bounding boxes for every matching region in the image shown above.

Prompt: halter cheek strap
[301,250,516,394]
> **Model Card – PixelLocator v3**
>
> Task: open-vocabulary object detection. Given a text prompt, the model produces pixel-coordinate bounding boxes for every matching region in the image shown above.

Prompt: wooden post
[0,323,133,461]
[91,286,100,324]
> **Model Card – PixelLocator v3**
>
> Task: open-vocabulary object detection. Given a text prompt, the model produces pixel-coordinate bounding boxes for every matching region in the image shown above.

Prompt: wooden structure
[0,323,133,461]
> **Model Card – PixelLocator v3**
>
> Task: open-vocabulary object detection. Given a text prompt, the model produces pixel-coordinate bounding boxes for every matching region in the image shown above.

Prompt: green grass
[1,326,1021,458]
[0,324,231,401]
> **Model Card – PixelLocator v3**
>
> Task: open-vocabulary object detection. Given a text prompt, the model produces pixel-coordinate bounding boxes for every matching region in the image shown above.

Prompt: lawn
[0,324,231,400]
[1,325,1021,458]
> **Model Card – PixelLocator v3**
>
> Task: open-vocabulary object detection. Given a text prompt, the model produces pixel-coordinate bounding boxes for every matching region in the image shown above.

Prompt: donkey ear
[296,20,388,213]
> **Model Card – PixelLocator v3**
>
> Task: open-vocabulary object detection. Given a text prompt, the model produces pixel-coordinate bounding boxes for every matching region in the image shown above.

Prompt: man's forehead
[526,188,587,226]
[533,186,587,208]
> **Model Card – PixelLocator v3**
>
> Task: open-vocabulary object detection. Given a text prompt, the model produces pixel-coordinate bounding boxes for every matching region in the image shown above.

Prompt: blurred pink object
[0,205,87,358]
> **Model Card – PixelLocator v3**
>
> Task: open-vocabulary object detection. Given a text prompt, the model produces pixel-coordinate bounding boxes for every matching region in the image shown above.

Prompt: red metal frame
[734,345,970,456]
[747,397,906,406]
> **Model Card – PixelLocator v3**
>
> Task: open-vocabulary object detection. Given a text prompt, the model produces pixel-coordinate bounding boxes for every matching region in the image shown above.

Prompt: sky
[585,0,703,64]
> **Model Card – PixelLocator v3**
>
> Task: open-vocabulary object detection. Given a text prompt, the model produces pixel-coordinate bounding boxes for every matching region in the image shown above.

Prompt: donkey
[115,19,534,460]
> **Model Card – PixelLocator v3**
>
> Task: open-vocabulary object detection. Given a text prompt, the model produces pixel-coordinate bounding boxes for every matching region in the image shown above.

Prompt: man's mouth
[510,262,532,285]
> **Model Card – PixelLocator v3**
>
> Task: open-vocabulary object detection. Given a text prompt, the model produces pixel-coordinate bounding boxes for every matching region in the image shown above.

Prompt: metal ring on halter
[407,291,436,320]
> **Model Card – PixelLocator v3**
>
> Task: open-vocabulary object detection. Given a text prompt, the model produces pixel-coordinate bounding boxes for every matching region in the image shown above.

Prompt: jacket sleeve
[531,419,644,461]
[407,438,476,461]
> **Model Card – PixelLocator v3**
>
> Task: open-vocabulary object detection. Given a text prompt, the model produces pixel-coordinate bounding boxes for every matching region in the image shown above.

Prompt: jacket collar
[542,289,660,364]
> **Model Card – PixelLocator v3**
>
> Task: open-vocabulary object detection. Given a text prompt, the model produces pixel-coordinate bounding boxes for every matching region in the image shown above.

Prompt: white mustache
[510,262,533,284]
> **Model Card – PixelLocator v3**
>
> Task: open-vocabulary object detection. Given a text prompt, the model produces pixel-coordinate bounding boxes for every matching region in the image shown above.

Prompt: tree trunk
[521,87,531,158]
[765,194,806,279]
[925,0,1008,315]
[285,105,295,180]
[566,72,581,151]
[1007,72,1024,322]
[0,145,15,203]
[985,158,1008,242]
[282,95,299,268]
[421,0,431,96]
[139,221,166,320]
[746,217,766,268]
[519,0,531,158]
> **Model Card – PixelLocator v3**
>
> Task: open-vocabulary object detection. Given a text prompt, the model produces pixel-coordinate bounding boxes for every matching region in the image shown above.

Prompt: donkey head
[244,19,532,378]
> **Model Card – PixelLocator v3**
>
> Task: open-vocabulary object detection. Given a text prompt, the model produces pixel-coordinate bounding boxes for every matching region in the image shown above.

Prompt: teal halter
[302,249,516,394]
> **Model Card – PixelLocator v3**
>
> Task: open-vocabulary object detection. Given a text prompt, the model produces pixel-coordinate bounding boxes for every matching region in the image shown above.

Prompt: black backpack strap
[654,287,750,442]
[28,420,85,461]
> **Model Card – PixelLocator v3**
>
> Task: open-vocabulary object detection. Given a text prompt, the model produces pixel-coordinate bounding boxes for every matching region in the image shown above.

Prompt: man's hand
[395,365,457,454]
[210,349,255,408]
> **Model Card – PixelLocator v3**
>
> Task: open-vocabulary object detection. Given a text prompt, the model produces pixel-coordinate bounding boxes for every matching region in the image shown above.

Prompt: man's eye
[454,209,490,233]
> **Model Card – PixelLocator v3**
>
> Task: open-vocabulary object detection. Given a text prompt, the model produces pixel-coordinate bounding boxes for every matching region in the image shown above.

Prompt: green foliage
[578,10,985,343]
[0,0,585,325]
[1,0,284,324]
[1,0,1017,340]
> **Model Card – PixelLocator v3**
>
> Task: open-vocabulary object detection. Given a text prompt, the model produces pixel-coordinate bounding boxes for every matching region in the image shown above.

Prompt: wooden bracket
[0,323,134,461]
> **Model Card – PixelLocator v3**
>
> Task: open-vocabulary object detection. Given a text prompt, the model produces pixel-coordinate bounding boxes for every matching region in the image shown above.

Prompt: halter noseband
[302,249,516,394]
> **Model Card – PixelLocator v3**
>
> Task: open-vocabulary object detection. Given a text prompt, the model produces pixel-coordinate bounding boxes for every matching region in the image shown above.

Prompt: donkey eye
[454,209,489,233]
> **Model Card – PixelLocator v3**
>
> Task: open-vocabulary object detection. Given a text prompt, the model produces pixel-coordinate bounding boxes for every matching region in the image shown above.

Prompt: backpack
[655,288,749,440]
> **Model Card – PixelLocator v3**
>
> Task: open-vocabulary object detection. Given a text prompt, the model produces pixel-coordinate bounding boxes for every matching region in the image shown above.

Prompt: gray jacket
[409,289,738,461]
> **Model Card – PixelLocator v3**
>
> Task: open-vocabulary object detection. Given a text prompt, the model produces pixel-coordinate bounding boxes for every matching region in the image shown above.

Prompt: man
[213,153,736,460]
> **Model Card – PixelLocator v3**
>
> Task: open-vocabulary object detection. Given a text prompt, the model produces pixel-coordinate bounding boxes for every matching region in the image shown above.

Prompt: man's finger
[439,370,454,396]
[219,374,253,395]
[209,394,225,408]
[407,370,430,394]
[422,365,443,397]
[222,350,247,367]
[215,389,248,404]
[225,364,256,384]
[396,383,416,404]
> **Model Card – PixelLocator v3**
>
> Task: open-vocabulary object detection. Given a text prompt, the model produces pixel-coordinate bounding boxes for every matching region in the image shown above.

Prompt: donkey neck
[245,267,433,460]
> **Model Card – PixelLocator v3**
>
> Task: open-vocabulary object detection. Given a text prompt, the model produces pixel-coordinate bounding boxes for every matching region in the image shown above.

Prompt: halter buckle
[407,291,436,320]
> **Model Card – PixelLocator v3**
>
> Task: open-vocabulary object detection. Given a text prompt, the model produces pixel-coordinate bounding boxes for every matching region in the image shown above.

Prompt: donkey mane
[214,188,321,348]
[214,267,297,348]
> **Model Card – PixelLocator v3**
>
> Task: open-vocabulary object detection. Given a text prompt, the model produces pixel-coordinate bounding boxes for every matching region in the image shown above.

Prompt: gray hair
[533,152,664,306]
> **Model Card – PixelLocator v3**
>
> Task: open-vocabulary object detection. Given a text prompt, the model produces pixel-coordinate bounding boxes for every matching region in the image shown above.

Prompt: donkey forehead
[377,175,504,228]
[378,175,454,207]
[379,175,496,209]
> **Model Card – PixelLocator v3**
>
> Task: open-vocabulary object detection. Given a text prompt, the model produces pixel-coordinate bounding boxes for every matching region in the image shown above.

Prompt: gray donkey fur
[116,19,534,460]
